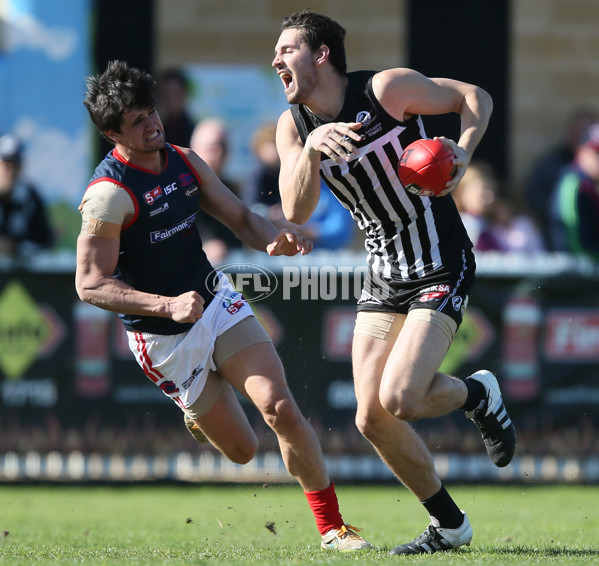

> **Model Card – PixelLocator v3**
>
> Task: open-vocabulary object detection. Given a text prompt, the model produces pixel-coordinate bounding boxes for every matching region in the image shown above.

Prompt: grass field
[0,483,597,565]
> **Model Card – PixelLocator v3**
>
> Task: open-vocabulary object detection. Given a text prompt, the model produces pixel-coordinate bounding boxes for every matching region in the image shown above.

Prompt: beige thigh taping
[182,317,271,419]
[355,309,457,342]
[213,315,272,368]
[183,371,229,420]
[406,308,457,342]
[354,311,405,341]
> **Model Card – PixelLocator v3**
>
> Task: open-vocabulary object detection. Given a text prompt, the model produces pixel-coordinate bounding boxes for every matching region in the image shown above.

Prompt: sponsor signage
[544,309,599,361]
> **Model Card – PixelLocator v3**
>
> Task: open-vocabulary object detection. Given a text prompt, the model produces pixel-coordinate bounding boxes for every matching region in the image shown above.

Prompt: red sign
[545,309,599,360]
[322,307,356,360]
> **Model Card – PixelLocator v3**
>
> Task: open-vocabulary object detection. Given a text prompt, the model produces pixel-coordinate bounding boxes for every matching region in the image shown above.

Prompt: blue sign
[0,0,92,206]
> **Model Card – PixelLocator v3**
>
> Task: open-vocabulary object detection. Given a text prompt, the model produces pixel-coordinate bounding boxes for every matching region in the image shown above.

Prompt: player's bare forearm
[233,209,311,256]
[76,268,164,317]
[457,86,493,158]
[275,111,324,225]
[439,86,493,191]
[279,144,322,224]
[233,207,280,251]
[280,173,320,225]
[76,275,205,324]
[75,235,204,323]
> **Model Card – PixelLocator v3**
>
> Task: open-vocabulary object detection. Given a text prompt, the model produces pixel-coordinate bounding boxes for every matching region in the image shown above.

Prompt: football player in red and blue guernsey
[76,60,370,551]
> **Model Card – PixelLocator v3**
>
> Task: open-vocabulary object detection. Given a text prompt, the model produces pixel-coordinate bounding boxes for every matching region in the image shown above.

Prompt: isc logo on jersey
[144,182,179,205]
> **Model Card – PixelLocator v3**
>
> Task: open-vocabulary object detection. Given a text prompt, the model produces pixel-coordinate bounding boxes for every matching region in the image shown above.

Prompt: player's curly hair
[83,60,156,139]
[281,10,347,75]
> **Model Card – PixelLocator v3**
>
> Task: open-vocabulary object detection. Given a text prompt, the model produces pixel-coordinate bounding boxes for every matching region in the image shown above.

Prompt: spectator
[524,107,597,249]
[549,123,599,260]
[453,161,545,253]
[245,122,356,250]
[157,68,195,147]
[245,122,281,207]
[0,133,54,258]
[190,118,242,263]
[190,118,235,189]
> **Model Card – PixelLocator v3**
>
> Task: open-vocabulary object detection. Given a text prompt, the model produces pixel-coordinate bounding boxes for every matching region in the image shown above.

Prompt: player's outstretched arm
[182,147,312,255]
[266,229,313,256]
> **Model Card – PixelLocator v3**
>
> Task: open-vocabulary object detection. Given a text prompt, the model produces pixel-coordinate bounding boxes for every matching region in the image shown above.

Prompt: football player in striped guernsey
[273,10,516,555]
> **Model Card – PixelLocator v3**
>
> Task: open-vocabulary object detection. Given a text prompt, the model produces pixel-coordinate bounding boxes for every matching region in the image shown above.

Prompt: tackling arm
[181,147,312,256]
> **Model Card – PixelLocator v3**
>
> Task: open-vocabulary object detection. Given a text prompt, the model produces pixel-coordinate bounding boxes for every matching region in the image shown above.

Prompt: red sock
[304,482,344,535]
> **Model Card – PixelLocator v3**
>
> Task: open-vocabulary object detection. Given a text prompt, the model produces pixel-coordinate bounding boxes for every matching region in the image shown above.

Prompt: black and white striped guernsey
[291,70,472,285]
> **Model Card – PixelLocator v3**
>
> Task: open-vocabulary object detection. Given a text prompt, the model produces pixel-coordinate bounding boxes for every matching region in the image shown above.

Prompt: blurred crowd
[448,106,599,261]
[2,411,597,459]
[1,67,597,266]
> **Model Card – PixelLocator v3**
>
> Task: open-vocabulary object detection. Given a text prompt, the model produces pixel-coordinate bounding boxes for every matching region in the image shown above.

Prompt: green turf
[0,483,597,565]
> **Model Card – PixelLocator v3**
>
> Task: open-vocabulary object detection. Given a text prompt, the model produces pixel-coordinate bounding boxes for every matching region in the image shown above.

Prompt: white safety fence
[1,451,598,484]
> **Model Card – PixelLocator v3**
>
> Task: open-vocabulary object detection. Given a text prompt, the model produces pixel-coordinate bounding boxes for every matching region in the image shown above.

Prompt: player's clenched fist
[167,290,205,323]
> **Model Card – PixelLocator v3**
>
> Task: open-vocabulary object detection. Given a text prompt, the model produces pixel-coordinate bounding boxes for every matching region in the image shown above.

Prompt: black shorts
[357,247,476,328]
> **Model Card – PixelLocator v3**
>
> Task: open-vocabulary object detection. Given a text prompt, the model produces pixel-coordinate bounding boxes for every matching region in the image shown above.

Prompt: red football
[397,139,455,197]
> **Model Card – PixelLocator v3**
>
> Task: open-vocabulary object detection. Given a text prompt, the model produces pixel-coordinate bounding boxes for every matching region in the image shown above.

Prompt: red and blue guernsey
[86,143,217,335]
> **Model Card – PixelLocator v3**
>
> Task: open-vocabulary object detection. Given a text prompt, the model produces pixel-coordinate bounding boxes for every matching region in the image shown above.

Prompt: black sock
[421,485,464,529]
[460,377,486,412]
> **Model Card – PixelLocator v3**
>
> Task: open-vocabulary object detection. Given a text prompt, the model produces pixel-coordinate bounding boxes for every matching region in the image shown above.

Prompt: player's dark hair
[83,60,156,140]
[281,10,347,75]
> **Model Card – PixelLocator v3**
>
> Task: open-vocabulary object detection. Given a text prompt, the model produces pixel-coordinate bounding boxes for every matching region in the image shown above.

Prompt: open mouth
[279,71,293,91]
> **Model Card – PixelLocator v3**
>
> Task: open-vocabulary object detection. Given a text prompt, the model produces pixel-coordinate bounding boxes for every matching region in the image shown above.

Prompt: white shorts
[127,275,253,411]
